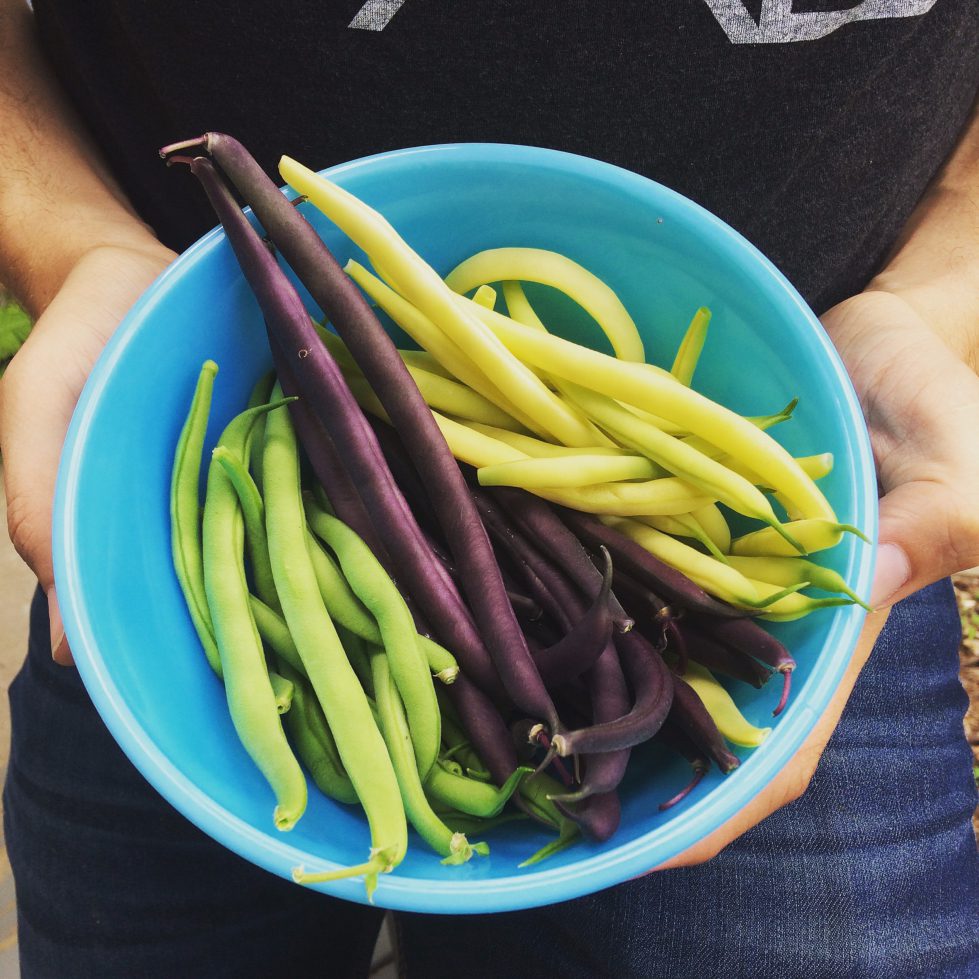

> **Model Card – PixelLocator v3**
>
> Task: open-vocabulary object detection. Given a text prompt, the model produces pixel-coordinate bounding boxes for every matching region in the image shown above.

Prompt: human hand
[659,287,979,867]
[0,240,176,665]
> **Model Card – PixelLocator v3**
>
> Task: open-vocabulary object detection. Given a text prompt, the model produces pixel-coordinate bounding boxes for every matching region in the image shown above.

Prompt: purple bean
[489,486,633,632]
[172,134,557,733]
[678,621,773,690]
[550,629,674,757]
[669,674,741,774]
[557,508,747,619]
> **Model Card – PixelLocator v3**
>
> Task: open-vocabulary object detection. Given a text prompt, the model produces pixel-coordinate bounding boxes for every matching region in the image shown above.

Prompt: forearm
[869,95,979,363]
[0,0,158,318]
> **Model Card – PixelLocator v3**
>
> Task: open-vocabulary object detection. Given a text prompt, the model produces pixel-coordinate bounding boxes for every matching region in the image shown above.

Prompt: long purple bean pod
[557,508,748,619]
[488,486,633,632]
[550,629,674,757]
[554,792,621,843]
[654,721,711,811]
[687,614,797,717]
[532,549,615,686]
[168,134,558,734]
[547,638,632,804]
[176,156,512,701]
[669,674,741,774]
[678,621,773,690]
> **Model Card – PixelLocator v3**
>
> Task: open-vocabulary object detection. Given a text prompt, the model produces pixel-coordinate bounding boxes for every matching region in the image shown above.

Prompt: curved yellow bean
[606,517,768,607]
[445,247,645,362]
[564,381,798,543]
[670,307,711,386]
[749,578,856,621]
[728,555,869,610]
[691,503,731,553]
[679,661,771,747]
[319,328,523,431]
[472,284,497,309]
[432,415,711,515]
[345,259,543,434]
[398,348,454,379]
[281,157,600,448]
[636,513,729,563]
[457,298,836,522]
[477,453,660,489]
[730,519,867,557]
[466,423,632,461]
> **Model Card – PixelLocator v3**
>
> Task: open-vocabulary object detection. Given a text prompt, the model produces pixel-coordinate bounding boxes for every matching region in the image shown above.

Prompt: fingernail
[870,542,911,610]
[46,587,69,664]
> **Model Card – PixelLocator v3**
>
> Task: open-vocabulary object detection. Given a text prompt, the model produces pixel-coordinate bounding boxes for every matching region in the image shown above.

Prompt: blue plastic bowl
[54,143,876,913]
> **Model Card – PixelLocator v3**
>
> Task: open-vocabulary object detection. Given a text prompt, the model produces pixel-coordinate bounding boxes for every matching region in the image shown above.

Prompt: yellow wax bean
[445,247,645,362]
[635,513,729,563]
[477,453,660,489]
[691,503,732,553]
[319,329,523,431]
[749,579,856,621]
[433,414,711,515]
[472,284,497,309]
[457,297,835,522]
[502,280,547,332]
[730,518,867,557]
[564,381,795,538]
[679,661,771,747]
[715,451,834,491]
[466,423,632,461]
[606,517,769,607]
[679,399,798,459]
[670,307,711,386]
[280,157,598,447]
[727,555,869,610]
[345,259,542,433]
[398,348,454,379]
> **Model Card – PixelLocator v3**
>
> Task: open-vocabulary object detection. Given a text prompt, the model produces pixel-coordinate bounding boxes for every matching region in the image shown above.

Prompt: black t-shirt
[33,0,979,313]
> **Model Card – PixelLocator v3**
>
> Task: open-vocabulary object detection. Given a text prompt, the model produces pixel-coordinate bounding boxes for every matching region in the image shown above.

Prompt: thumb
[871,479,978,610]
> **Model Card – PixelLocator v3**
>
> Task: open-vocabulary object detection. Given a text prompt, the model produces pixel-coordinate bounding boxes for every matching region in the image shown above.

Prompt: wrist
[865,186,979,366]
[1,206,162,320]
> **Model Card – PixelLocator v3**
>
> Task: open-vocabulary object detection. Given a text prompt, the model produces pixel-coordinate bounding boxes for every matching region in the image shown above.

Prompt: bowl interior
[55,143,876,913]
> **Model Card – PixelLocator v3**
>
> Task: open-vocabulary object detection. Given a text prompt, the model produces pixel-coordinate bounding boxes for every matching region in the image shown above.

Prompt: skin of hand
[0,240,175,665]
[661,288,979,868]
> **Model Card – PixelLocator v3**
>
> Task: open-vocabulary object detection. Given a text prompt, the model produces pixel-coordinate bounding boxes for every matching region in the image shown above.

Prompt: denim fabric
[396,580,979,978]
[3,587,384,979]
[5,582,978,978]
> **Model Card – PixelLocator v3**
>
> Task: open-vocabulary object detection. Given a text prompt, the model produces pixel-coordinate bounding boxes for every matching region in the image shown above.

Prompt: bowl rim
[53,141,877,913]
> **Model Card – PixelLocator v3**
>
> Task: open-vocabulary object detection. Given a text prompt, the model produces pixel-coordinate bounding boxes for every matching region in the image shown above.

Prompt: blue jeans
[6,582,979,978]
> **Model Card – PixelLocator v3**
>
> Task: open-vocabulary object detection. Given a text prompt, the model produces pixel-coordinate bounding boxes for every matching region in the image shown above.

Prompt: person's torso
[34,0,979,311]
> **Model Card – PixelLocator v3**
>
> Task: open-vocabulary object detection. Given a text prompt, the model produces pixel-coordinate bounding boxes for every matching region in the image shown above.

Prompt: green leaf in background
[0,298,33,373]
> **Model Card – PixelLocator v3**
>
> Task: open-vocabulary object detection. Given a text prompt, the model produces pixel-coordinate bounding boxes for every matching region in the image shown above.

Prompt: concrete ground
[0,463,396,978]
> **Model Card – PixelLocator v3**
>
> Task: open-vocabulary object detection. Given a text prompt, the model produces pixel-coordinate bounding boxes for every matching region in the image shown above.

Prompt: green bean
[263,388,406,896]
[303,522,458,683]
[425,761,533,818]
[249,595,305,676]
[305,499,441,780]
[277,660,358,805]
[268,670,294,714]
[246,370,276,492]
[171,360,222,675]
[213,444,281,611]
[201,405,307,832]
[370,650,488,865]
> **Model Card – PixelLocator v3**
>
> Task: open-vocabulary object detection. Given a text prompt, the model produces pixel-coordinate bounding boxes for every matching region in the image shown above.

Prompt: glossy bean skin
[171,360,222,674]
[305,499,441,780]
[201,400,307,831]
[263,385,406,896]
